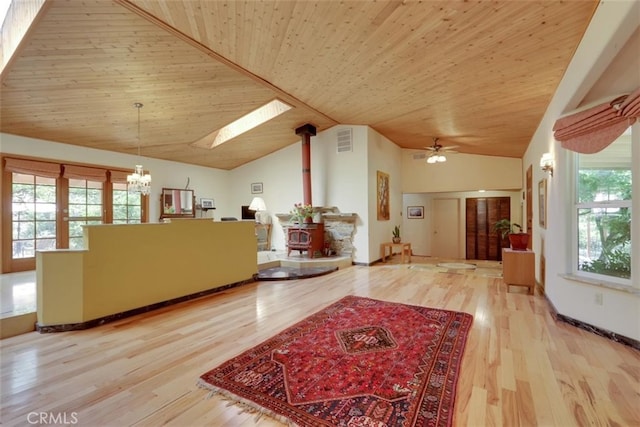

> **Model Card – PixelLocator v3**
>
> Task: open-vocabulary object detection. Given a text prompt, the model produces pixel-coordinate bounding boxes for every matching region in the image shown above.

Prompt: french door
[9,173,58,271]
[2,157,147,273]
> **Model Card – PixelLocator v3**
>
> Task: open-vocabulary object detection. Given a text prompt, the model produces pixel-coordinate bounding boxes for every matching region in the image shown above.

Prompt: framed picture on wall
[539,178,547,228]
[376,171,390,220]
[407,206,424,219]
[251,182,263,194]
[200,198,215,209]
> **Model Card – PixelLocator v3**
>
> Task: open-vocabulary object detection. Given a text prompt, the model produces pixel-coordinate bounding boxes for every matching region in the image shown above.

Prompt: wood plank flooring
[1,259,638,426]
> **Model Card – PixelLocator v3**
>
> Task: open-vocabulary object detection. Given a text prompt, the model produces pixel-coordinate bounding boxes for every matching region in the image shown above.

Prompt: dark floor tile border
[254,266,338,281]
[36,278,255,333]
[545,294,639,351]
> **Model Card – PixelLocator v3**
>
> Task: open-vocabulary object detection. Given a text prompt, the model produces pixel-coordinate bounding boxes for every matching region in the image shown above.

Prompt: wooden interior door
[433,198,460,259]
[466,197,510,260]
[526,165,532,249]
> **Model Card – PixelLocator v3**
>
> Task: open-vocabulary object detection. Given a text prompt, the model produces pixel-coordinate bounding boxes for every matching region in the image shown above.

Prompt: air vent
[412,152,427,160]
[337,128,353,153]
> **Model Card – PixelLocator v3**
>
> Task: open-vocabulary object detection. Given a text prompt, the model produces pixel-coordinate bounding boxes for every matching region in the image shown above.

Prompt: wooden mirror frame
[160,188,196,219]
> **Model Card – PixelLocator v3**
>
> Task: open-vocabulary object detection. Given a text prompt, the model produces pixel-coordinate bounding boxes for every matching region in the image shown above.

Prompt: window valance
[63,164,107,182]
[110,170,130,184]
[4,157,61,178]
[553,87,639,154]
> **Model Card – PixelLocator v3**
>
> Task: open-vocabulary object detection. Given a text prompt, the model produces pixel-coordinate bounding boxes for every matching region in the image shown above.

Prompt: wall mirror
[160,188,195,219]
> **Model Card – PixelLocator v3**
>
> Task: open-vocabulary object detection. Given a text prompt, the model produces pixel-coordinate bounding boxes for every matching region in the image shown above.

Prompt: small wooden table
[380,242,412,263]
[502,248,535,294]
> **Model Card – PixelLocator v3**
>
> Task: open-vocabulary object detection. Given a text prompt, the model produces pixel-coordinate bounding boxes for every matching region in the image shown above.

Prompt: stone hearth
[276,207,357,257]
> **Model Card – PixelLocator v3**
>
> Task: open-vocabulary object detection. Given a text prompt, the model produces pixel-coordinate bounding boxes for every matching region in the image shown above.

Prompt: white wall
[366,127,404,263]
[227,124,404,264]
[524,0,640,341]
[227,126,350,251]
[0,133,231,222]
[320,126,370,263]
[403,190,521,257]
[402,150,522,193]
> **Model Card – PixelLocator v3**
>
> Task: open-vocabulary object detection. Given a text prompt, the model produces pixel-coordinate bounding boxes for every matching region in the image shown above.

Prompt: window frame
[571,126,634,287]
[1,155,149,273]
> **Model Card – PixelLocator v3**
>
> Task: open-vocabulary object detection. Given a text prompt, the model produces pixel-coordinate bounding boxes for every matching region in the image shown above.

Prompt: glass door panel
[68,179,104,249]
[113,182,142,224]
[11,173,57,260]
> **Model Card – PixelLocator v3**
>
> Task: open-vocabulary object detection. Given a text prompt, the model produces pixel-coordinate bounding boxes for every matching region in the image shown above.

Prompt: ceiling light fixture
[127,102,152,195]
[427,154,447,164]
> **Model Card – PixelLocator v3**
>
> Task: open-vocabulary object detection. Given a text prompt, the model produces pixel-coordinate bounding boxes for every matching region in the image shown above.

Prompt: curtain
[553,88,639,154]
[110,170,130,184]
[63,165,107,182]
[4,157,61,178]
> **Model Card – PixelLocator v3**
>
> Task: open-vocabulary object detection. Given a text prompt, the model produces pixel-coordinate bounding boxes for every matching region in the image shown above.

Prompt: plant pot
[392,237,401,243]
[304,217,313,224]
[509,233,529,251]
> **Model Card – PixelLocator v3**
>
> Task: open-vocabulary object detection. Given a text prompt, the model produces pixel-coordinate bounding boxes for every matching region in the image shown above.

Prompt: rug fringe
[197,379,300,426]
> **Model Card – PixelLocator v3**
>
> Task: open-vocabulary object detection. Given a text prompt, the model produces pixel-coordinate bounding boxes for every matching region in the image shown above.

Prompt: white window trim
[571,123,636,288]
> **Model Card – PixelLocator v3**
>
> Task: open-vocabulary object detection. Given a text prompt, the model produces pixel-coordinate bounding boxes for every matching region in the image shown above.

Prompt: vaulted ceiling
[0,0,599,170]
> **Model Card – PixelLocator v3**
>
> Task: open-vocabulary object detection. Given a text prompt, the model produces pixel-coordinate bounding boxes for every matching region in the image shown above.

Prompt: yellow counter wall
[37,219,257,326]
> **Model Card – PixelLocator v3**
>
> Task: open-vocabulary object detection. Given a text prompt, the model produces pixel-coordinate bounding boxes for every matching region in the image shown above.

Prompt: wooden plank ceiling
[0,0,598,170]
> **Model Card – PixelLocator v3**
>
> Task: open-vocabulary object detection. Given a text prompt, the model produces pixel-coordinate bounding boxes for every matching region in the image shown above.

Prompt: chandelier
[127,102,152,195]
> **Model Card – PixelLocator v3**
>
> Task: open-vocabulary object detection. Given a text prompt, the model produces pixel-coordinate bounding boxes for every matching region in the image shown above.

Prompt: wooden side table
[381,242,412,263]
[502,248,535,294]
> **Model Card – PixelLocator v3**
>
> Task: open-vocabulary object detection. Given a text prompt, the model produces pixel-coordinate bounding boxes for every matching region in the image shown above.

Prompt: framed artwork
[200,198,215,209]
[538,178,547,228]
[251,182,263,194]
[407,206,424,219]
[540,237,546,289]
[376,171,390,220]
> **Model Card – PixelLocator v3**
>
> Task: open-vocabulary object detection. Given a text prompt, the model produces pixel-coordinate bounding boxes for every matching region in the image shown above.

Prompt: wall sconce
[540,152,554,177]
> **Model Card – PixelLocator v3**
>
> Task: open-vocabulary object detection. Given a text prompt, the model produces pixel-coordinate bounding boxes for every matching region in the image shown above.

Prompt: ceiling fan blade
[441,145,459,151]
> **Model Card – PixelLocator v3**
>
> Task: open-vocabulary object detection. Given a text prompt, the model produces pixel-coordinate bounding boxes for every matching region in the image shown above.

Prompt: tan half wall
[37,219,257,327]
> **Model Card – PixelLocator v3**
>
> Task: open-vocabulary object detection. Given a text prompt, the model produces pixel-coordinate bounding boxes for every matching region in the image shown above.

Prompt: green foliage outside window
[577,169,631,279]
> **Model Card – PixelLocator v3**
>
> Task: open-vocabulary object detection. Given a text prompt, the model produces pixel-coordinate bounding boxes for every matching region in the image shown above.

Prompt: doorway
[466,197,510,260]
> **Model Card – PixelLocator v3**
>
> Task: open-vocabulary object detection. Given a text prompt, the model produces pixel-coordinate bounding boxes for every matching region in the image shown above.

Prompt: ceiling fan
[423,138,459,163]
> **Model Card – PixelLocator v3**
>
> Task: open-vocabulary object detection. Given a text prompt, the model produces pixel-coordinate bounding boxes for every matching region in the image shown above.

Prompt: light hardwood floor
[1,259,638,426]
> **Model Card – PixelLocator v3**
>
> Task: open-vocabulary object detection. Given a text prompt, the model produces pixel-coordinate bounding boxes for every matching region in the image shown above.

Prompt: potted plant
[392,225,401,243]
[493,218,529,250]
[290,203,314,224]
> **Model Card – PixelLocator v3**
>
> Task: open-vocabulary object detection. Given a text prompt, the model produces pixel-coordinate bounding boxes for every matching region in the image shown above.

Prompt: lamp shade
[248,197,266,211]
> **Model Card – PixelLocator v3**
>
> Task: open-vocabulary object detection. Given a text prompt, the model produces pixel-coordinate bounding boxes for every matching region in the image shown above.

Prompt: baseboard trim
[36,278,255,333]
[1,312,37,338]
[545,294,639,350]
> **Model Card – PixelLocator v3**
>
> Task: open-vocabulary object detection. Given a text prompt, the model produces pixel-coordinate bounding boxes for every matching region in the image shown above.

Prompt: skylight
[1,0,10,29]
[193,99,293,149]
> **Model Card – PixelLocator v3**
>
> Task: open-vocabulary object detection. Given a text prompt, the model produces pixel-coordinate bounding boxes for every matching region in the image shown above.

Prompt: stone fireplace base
[276,207,357,257]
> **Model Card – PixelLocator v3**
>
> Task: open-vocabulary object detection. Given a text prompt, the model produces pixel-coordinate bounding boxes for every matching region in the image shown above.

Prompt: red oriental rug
[198,295,473,426]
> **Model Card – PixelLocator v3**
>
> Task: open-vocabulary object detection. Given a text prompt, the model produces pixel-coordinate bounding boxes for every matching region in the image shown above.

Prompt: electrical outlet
[594,292,603,306]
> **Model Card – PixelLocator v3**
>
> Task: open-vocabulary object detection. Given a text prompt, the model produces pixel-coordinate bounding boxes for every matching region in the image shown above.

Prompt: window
[11,173,57,258]
[68,178,104,249]
[112,182,142,224]
[3,157,148,273]
[575,127,632,283]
